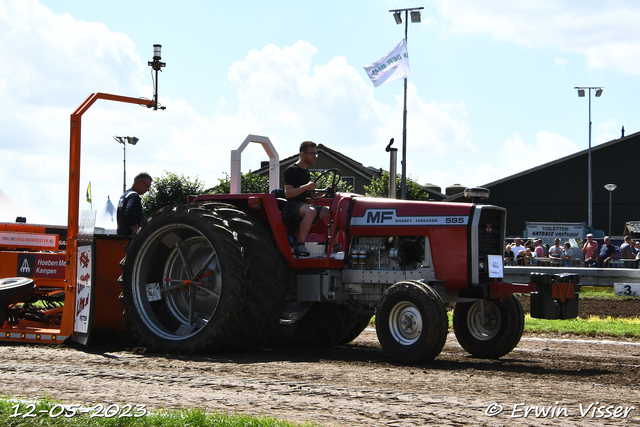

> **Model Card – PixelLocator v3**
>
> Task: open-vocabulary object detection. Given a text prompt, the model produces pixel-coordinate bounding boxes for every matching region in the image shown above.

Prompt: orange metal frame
[60,93,156,339]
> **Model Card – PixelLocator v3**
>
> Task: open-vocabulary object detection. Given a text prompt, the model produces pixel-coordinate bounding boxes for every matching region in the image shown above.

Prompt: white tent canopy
[95,196,117,234]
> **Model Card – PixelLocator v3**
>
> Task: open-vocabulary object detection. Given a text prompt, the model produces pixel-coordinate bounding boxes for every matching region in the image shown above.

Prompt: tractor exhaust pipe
[386,138,397,199]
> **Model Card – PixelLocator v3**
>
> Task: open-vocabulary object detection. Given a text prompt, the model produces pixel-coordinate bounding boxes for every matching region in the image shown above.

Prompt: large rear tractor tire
[337,313,373,345]
[119,203,289,353]
[376,281,448,364]
[453,297,524,358]
[199,203,292,343]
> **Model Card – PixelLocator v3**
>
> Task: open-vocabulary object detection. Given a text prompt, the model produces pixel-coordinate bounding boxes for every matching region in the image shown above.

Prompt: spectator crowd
[504,235,640,268]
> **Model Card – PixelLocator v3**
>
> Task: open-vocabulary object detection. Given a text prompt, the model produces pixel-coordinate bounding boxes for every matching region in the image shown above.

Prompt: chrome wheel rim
[388,301,422,345]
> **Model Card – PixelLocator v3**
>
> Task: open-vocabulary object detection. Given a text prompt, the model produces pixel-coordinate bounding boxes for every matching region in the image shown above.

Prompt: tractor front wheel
[376,281,448,364]
[453,297,524,358]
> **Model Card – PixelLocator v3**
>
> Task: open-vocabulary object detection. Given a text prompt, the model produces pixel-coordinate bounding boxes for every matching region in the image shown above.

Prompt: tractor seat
[271,189,302,247]
[271,189,302,227]
[271,188,287,210]
[271,189,327,249]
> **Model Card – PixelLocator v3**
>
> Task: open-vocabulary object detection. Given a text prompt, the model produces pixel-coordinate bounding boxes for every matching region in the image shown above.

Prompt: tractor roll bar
[66,93,156,294]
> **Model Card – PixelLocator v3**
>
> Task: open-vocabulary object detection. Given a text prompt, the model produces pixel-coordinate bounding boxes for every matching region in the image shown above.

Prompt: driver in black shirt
[283,141,331,257]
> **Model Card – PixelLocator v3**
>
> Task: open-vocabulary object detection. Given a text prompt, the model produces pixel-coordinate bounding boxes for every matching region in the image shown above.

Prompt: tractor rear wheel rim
[133,224,222,341]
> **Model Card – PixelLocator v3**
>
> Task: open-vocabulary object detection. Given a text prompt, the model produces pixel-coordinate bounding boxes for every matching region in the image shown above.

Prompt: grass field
[523,289,640,337]
[0,397,316,427]
[437,312,640,338]
[579,289,640,300]
[523,315,640,337]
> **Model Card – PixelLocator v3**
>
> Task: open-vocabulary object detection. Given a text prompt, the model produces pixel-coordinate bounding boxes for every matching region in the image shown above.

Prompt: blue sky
[1,0,639,225]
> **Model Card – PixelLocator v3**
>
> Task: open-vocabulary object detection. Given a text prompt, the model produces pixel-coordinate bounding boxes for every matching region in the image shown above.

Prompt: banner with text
[364,39,410,87]
[525,222,588,247]
[75,246,92,334]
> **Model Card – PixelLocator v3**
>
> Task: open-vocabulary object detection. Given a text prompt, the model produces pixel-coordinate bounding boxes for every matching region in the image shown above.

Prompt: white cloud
[228,42,386,150]
[0,0,142,106]
[0,0,154,223]
[406,86,473,155]
[417,131,582,191]
[434,0,640,74]
[593,117,624,145]
[497,131,581,178]
[0,1,482,224]
[379,83,473,189]
[554,58,569,72]
[226,41,472,173]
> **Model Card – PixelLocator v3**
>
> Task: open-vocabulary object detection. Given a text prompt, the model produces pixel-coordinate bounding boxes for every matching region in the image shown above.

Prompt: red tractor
[0,90,579,363]
[116,137,580,363]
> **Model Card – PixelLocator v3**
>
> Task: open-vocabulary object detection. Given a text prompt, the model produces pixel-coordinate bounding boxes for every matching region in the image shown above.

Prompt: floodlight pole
[575,86,603,229]
[122,138,127,192]
[390,6,423,199]
[114,136,139,192]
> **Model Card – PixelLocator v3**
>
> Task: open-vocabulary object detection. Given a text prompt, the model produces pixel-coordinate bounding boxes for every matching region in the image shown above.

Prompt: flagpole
[365,8,421,200]
[389,7,422,199]
[86,182,92,210]
[401,9,409,199]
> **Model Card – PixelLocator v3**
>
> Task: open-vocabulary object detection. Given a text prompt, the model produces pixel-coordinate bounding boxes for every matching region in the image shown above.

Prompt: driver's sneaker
[293,243,310,257]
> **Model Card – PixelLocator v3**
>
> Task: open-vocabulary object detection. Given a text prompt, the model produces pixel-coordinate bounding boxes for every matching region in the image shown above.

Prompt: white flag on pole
[363,39,410,87]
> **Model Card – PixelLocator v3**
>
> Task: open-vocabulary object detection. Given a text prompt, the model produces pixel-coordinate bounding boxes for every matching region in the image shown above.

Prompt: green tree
[364,171,429,201]
[206,171,270,194]
[205,170,353,195]
[310,170,354,194]
[142,171,205,216]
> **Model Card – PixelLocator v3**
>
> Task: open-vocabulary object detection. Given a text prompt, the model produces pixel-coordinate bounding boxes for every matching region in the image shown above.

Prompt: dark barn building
[446,130,640,237]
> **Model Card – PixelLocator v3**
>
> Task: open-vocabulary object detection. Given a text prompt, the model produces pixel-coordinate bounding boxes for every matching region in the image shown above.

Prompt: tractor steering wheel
[310,168,342,199]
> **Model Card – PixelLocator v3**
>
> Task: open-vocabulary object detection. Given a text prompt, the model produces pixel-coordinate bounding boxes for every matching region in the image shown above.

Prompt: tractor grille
[475,206,506,284]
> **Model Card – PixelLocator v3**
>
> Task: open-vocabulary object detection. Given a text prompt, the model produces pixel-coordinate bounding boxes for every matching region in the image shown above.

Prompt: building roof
[444,128,639,202]
[252,144,447,199]
[253,143,384,182]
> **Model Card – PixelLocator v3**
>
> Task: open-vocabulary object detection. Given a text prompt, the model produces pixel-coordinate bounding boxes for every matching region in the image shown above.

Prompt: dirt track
[1,298,640,426]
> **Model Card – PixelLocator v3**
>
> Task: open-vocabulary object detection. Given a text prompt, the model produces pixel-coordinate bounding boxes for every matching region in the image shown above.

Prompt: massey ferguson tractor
[0,52,579,362]
[113,137,579,363]
[0,128,580,363]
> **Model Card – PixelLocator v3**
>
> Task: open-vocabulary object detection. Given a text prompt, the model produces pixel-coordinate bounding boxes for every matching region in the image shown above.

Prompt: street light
[604,183,617,237]
[148,44,166,111]
[114,136,139,192]
[389,6,423,199]
[575,86,603,229]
